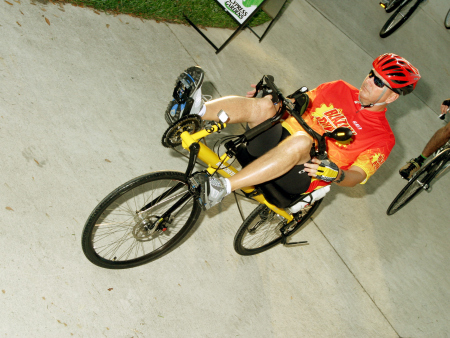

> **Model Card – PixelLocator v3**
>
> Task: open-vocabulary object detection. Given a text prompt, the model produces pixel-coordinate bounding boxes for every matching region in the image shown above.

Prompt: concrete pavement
[1,0,449,336]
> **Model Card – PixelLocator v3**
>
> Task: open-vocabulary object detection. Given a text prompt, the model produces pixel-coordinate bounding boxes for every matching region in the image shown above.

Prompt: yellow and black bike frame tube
[180,124,294,222]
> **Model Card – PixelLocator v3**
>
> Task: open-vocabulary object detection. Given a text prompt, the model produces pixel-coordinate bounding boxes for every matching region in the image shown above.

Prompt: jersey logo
[352,121,363,130]
[311,104,357,135]
[311,104,357,147]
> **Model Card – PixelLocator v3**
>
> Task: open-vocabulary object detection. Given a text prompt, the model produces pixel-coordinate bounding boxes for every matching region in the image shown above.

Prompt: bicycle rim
[380,0,418,38]
[81,171,201,269]
[387,155,448,215]
[234,205,286,255]
[234,200,321,255]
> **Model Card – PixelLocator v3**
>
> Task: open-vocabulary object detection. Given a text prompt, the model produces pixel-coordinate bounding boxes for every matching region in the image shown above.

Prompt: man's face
[359,69,398,106]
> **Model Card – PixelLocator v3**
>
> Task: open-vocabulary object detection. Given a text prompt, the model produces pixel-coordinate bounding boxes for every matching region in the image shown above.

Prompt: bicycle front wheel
[82,171,201,269]
[380,0,420,38]
[234,199,322,256]
[387,152,449,215]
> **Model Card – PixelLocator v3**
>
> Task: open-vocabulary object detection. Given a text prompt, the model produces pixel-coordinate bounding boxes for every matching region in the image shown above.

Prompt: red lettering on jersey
[312,106,357,135]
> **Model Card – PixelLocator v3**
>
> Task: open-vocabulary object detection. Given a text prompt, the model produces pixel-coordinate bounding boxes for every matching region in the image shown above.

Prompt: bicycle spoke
[241,212,284,249]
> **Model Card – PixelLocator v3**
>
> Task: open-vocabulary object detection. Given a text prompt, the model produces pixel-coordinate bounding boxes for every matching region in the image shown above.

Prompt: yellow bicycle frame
[180,124,294,222]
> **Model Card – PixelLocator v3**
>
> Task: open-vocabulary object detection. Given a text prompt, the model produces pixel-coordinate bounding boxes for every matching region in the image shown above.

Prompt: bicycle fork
[134,144,202,235]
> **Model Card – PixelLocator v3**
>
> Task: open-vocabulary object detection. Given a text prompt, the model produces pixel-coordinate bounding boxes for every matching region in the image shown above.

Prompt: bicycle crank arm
[185,143,200,178]
[281,236,309,246]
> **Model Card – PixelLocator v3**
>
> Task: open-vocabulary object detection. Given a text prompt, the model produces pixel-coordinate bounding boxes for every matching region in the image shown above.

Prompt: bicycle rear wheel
[233,199,322,256]
[81,171,201,269]
[380,0,421,38]
[387,152,449,215]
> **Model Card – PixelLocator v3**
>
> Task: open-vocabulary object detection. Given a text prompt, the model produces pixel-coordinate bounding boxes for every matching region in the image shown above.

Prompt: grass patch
[63,0,271,28]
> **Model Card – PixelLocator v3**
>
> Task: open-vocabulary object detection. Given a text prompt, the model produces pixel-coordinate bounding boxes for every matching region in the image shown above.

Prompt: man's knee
[254,96,276,117]
[278,133,313,162]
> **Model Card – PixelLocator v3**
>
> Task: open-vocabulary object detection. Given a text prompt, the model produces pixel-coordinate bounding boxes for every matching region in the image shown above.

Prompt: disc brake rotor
[132,214,163,241]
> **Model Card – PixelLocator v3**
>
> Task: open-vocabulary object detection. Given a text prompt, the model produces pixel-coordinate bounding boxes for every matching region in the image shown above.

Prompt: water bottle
[288,185,331,213]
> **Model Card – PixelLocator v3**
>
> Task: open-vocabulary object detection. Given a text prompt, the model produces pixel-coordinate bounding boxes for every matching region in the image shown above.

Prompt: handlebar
[242,75,288,142]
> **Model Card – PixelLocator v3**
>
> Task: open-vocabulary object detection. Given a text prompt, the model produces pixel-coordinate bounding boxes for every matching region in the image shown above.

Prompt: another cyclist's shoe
[165,66,205,125]
[192,173,227,210]
[399,159,422,180]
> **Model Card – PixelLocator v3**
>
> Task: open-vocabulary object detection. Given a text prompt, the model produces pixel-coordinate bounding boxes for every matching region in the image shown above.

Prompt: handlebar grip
[439,114,446,120]
[243,120,275,141]
[264,75,281,95]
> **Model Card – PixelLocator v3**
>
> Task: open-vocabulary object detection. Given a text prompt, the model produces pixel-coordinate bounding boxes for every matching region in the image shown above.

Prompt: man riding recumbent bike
[81,75,353,269]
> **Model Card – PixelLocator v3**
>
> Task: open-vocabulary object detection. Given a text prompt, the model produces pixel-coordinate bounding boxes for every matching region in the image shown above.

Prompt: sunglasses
[369,70,398,93]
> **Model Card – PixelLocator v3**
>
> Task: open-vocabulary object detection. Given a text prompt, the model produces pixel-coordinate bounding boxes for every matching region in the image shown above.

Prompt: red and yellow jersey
[283,80,395,184]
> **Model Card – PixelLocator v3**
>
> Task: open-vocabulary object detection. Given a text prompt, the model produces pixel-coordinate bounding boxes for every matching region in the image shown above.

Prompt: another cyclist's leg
[400,121,450,179]
[421,122,450,158]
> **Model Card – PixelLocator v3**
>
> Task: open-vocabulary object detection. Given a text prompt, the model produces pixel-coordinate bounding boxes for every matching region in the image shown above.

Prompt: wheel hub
[132,213,164,241]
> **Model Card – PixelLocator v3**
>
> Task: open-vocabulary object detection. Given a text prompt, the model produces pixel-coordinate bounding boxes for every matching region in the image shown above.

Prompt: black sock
[415,154,426,165]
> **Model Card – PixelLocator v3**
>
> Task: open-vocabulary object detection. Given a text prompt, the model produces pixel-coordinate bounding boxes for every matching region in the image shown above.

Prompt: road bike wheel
[387,152,449,215]
[445,9,450,29]
[380,0,421,38]
[233,199,322,256]
[81,171,201,269]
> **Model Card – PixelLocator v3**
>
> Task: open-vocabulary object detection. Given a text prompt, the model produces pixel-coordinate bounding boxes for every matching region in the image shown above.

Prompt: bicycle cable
[210,134,242,172]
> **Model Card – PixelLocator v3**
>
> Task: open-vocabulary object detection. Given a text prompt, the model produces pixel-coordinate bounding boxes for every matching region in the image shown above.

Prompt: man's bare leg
[421,122,450,157]
[199,95,313,190]
[193,95,313,208]
[399,121,450,179]
[228,133,312,191]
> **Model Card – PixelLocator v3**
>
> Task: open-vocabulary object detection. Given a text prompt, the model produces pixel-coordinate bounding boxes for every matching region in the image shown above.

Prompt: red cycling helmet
[373,53,421,95]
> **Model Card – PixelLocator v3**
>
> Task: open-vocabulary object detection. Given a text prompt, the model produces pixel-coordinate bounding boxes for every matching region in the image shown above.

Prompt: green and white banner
[215,0,265,24]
